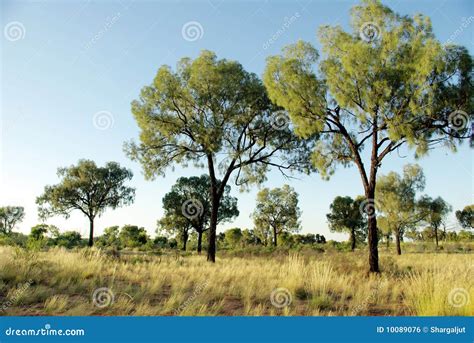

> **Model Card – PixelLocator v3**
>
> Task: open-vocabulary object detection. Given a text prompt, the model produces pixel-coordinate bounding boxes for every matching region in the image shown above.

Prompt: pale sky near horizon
[1,0,473,241]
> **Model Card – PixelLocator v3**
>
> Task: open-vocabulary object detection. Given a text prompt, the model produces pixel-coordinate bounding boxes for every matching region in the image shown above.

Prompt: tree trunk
[88,218,94,247]
[366,186,379,273]
[273,227,278,247]
[350,229,356,251]
[434,226,439,248]
[386,233,390,248]
[197,231,203,254]
[182,230,188,251]
[207,202,218,262]
[395,229,401,255]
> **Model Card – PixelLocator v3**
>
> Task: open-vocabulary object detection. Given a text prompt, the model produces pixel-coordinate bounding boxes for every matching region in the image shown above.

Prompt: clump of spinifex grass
[0,246,472,316]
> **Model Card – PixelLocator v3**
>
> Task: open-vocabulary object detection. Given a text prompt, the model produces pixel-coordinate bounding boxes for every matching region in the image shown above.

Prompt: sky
[1,0,473,241]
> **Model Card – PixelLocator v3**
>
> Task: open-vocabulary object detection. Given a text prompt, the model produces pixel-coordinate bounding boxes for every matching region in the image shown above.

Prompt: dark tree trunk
[88,218,94,247]
[207,201,218,262]
[434,226,439,248]
[350,229,356,251]
[395,229,401,255]
[386,233,390,248]
[273,227,278,247]
[182,230,188,251]
[197,231,203,254]
[366,185,379,273]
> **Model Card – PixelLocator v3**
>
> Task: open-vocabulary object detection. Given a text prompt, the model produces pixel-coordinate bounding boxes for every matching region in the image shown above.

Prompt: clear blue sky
[1,0,472,241]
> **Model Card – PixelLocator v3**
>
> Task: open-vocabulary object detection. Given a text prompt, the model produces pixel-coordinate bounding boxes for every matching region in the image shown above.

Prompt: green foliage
[37,160,135,221]
[157,174,239,251]
[96,226,121,248]
[0,206,25,234]
[252,185,301,246]
[376,164,426,251]
[455,205,474,229]
[224,228,243,248]
[29,224,49,241]
[53,231,83,249]
[326,196,366,250]
[119,225,149,248]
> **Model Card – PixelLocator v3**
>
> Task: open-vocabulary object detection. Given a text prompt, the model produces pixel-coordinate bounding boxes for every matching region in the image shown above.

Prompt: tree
[125,51,313,262]
[29,224,49,241]
[119,225,148,248]
[455,205,474,229]
[158,175,239,253]
[418,196,452,248]
[326,196,366,251]
[263,0,472,272]
[36,160,135,247]
[96,226,121,248]
[252,185,301,247]
[54,231,83,249]
[376,164,425,255]
[0,206,25,234]
[224,228,243,248]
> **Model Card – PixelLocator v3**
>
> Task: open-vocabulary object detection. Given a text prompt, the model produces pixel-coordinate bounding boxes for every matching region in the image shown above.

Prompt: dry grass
[0,246,472,316]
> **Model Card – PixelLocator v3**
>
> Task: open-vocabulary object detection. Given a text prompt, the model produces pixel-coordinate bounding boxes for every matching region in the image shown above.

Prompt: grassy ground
[0,246,472,316]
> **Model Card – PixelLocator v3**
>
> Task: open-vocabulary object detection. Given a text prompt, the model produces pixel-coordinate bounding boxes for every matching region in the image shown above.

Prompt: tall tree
[36,160,135,246]
[125,51,313,262]
[418,196,452,248]
[0,206,25,234]
[326,196,366,251]
[251,185,301,247]
[455,205,474,230]
[376,164,425,255]
[158,175,239,253]
[263,0,472,272]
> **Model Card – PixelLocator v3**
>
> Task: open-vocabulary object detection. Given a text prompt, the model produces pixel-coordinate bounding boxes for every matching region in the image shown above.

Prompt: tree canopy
[158,174,239,253]
[456,205,474,230]
[326,196,366,251]
[125,50,314,261]
[252,185,301,247]
[376,164,425,254]
[36,160,135,246]
[0,206,25,235]
[263,0,473,272]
